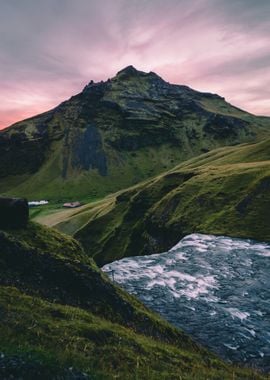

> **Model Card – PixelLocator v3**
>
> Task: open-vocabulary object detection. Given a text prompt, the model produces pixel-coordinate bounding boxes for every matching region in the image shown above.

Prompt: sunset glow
[0,0,269,129]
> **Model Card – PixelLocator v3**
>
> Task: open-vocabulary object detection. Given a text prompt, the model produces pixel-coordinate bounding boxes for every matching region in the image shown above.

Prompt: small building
[28,200,49,207]
[63,201,82,208]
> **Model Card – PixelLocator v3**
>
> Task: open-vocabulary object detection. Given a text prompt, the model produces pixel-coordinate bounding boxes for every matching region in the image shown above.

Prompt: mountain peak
[116,65,141,77]
[115,65,162,81]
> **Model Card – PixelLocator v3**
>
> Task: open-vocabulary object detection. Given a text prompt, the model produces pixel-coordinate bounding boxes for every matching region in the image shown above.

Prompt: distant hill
[1,65,269,200]
[49,138,270,266]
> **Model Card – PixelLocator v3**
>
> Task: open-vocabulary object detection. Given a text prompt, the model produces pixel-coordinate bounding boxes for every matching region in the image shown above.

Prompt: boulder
[0,197,29,229]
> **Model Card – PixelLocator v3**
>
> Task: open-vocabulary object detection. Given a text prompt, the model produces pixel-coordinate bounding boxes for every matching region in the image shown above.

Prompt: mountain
[47,138,270,266]
[1,65,270,201]
[1,222,265,379]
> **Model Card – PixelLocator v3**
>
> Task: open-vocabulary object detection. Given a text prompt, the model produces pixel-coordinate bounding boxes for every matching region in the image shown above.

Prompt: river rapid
[102,233,270,371]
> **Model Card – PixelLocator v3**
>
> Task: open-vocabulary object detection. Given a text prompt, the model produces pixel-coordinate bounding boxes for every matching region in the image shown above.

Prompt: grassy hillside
[1,66,270,201]
[0,222,265,379]
[48,139,270,266]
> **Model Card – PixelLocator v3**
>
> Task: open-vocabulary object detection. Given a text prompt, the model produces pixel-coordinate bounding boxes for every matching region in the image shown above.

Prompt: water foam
[102,233,270,370]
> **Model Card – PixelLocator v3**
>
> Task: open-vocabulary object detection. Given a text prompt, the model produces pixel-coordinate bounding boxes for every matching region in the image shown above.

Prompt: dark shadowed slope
[1,66,269,200]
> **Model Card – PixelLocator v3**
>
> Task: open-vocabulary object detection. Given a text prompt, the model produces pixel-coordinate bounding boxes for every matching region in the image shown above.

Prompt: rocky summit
[0,66,269,200]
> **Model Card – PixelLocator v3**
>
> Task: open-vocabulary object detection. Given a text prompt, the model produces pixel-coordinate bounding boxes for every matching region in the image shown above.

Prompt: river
[102,233,270,371]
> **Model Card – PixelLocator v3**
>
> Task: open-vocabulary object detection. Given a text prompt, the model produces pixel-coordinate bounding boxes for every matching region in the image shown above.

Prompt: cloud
[0,0,269,128]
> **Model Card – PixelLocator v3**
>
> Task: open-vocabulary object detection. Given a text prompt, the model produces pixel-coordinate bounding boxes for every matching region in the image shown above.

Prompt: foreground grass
[0,222,267,379]
[0,286,267,380]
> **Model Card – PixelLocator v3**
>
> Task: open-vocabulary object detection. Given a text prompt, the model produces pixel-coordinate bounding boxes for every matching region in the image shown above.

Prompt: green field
[38,138,270,266]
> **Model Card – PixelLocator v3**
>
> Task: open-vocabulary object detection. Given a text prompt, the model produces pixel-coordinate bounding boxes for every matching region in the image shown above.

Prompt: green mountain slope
[51,138,270,266]
[0,222,264,379]
[1,66,270,201]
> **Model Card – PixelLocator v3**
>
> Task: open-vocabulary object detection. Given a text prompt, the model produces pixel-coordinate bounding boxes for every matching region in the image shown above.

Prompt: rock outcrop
[0,197,29,229]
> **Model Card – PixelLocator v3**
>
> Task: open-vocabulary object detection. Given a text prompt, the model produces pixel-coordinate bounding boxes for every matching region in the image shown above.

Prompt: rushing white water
[102,233,270,370]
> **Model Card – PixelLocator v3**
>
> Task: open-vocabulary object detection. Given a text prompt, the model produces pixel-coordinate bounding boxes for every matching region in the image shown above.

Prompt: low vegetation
[45,139,270,266]
[1,222,266,379]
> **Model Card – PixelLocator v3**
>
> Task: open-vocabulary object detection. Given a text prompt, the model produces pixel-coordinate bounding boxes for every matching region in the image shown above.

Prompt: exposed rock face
[0,66,269,199]
[0,198,29,229]
[71,124,107,176]
[0,118,50,178]
[203,114,250,138]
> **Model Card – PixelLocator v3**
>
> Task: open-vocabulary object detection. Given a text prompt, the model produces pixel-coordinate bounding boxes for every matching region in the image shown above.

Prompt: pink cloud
[0,0,269,130]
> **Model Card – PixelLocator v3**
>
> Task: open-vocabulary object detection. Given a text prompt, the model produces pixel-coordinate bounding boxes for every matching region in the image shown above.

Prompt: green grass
[1,143,204,202]
[48,139,270,266]
[1,286,266,380]
[0,222,266,379]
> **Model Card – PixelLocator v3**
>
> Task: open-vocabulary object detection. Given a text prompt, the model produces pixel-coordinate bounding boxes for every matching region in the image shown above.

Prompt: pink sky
[0,0,269,129]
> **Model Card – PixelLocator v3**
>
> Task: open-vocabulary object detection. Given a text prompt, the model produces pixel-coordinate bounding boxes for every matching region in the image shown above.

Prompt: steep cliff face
[1,66,269,200]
